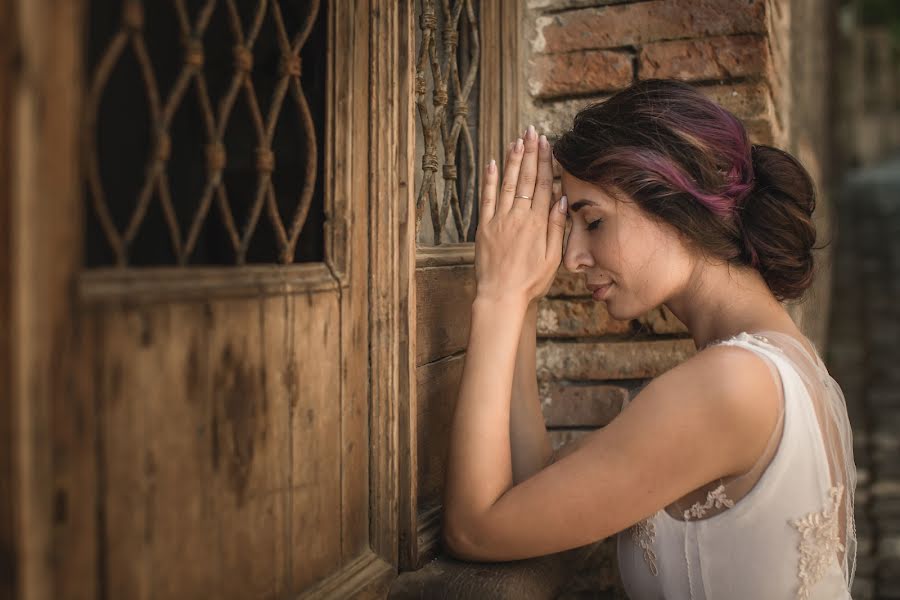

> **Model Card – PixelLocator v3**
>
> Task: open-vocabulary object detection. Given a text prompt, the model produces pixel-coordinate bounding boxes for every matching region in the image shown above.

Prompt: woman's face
[560,170,695,320]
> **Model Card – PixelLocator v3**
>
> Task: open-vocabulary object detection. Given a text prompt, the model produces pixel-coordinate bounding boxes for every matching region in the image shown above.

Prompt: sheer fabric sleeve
[678,331,858,594]
[763,331,858,593]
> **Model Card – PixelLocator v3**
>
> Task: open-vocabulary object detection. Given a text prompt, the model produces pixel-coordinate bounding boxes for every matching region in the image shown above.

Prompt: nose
[562,226,594,274]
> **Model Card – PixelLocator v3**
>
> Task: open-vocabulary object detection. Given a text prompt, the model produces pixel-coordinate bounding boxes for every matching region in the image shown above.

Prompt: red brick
[539,381,628,426]
[536,298,687,337]
[547,269,591,296]
[702,81,772,120]
[640,305,688,334]
[524,95,610,140]
[743,117,775,145]
[529,50,633,99]
[639,35,768,81]
[535,0,767,54]
[548,429,593,452]
[537,298,632,336]
[537,339,697,380]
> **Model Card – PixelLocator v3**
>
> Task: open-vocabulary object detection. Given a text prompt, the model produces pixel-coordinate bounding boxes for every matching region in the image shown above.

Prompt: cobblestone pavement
[826,154,900,599]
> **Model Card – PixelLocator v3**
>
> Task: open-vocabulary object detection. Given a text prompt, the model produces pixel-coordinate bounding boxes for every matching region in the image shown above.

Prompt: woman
[442,79,856,599]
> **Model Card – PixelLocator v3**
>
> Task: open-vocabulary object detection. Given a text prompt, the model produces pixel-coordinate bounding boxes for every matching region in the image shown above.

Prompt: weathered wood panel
[89,292,345,598]
[288,292,345,590]
[206,298,291,598]
[0,0,17,596]
[8,1,87,599]
[415,265,476,366]
[5,0,403,598]
[395,0,420,574]
[367,0,402,571]
[415,355,464,511]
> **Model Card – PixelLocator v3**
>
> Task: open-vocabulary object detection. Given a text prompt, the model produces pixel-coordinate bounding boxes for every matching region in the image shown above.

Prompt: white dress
[616,331,857,600]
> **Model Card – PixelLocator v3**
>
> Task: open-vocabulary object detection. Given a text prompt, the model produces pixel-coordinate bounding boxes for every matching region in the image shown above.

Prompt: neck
[664,260,798,351]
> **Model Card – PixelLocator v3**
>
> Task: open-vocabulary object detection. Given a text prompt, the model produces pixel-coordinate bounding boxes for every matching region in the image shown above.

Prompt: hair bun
[551,79,821,303]
[739,144,817,301]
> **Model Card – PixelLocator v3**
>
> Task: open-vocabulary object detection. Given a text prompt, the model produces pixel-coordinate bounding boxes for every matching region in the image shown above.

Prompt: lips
[586,281,612,292]
[587,281,614,300]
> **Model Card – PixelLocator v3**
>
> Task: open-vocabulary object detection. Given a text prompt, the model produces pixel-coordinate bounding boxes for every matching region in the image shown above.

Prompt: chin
[605,298,647,322]
[604,299,628,321]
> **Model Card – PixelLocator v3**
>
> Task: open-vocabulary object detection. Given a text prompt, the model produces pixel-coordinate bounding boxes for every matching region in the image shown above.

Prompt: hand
[474,126,567,306]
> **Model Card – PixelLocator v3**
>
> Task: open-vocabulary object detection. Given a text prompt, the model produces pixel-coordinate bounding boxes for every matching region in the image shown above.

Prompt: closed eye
[587,218,603,231]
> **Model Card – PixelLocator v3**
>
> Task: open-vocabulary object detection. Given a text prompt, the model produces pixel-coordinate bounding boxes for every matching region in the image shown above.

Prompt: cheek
[618,222,678,293]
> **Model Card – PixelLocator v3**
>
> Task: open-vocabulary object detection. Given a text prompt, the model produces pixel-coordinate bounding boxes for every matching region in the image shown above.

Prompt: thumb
[546,195,567,261]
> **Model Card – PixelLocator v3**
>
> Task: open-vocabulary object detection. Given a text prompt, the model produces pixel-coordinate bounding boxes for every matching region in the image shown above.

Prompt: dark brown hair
[553,78,819,301]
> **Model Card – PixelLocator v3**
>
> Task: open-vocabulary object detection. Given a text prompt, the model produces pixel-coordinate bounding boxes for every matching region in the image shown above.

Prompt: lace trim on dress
[630,515,659,576]
[682,484,736,520]
[629,484,739,577]
[789,484,846,600]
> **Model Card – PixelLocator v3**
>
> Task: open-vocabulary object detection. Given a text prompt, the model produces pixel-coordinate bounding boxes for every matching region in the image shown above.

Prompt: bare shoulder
[632,340,783,476]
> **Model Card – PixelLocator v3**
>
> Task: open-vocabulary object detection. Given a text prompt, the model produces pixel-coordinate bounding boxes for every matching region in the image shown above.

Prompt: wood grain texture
[88,292,350,598]
[9,1,87,598]
[415,265,476,366]
[368,0,402,576]
[14,1,392,598]
[396,0,421,574]
[415,354,465,511]
[0,0,16,596]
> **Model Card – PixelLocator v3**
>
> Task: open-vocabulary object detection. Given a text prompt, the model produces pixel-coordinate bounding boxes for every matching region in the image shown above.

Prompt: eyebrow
[569,199,599,213]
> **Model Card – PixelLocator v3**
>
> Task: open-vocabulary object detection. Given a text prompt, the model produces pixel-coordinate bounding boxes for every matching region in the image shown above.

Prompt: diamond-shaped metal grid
[84,0,320,266]
[414,0,480,245]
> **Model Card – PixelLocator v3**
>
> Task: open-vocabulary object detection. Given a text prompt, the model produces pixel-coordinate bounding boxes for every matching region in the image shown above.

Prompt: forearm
[443,295,528,532]
[510,301,553,483]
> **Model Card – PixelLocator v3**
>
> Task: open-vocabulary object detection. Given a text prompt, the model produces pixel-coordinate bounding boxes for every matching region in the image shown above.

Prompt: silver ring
[513,194,531,200]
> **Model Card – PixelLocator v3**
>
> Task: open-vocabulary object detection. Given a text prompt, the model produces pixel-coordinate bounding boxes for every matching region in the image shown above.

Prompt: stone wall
[516,1,838,596]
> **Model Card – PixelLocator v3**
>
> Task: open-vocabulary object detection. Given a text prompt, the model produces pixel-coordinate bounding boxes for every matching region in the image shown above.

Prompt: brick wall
[516,1,837,596]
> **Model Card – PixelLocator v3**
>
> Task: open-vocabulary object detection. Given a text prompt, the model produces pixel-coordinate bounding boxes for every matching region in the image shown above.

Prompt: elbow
[441,512,485,561]
[442,525,486,562]
[441,524,470,560]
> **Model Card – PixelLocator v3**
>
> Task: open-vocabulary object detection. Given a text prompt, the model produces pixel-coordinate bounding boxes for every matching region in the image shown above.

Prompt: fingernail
[488,158,496,172]
[515,138,524,152]
[527,125,536,140]
[539,134,548,149]
[559,195,568,214]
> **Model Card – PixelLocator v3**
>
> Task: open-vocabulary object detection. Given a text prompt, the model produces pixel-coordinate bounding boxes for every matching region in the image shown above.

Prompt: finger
[513,125,539,211]
[504,140,514,171]
[480,158,499,223]
[547,194,568,264]
[494,141,514,220]
[551,179,562,213]
[533,134,553,215]
[497,136,524,215]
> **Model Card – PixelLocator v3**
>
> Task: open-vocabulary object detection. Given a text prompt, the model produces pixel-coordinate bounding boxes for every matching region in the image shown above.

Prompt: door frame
[2,0,408,598]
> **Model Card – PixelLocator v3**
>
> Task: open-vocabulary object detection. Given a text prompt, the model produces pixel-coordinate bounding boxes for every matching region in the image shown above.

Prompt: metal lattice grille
[84,0,326,267]
[414,0,480,246]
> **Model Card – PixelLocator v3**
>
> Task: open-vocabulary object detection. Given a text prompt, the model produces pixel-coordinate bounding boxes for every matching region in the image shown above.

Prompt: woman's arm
[510,301,553,484]
[443,125,568,550]
[443,295,529,540]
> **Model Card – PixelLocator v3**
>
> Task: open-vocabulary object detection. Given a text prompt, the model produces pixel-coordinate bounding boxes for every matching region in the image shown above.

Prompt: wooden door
[3,1,407,598]
[399,0,518,570]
